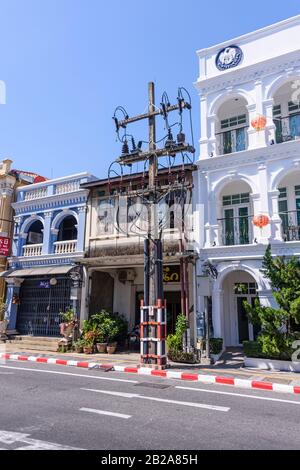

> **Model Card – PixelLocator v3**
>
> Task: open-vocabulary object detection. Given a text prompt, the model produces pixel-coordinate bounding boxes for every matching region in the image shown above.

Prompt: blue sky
[0,0,299,179]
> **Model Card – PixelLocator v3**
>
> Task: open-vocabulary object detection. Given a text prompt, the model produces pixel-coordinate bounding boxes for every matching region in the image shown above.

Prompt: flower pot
[96,342,108,353]
[107,343,117,354]
[74,346,84,354]
[83,346,93,354]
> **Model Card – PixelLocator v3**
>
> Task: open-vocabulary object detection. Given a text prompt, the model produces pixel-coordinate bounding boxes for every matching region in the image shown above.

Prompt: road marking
[0,430,82,450]
[81,388,230,412]
[80,407,132,419]
[176,386,300,405]
[0,365,138,384]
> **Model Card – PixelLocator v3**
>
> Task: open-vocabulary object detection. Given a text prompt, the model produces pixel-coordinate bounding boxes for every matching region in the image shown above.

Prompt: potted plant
[96,329,107,353]
[107,324,119,354]
[59,308,78,338]
[83,330,97,354]
[73,339,85,354]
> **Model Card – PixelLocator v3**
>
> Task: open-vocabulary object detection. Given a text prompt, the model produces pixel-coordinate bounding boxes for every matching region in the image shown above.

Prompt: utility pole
[113,82,195,369]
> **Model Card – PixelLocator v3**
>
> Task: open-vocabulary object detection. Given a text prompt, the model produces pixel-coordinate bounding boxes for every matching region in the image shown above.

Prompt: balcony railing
[54,240,77,254]
[23,244,43,257]
[280,210,300,241]
[274,115,300,144]
[55,181,80,195]
[24,187,48,201]
[217,126,248,155]
[218,215,252,246]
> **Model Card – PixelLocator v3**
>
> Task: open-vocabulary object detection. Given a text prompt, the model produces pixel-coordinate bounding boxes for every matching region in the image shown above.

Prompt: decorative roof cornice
[197,140,300,173]
[194,51,300,95]
[12,189,90,214]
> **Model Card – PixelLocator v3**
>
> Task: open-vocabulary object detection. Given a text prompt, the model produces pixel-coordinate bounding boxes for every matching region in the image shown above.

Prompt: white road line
[81,388,230,412]
[0,365,138,384]
[80,407,132,419]
[0,430,81,450]
[176,386,300,405]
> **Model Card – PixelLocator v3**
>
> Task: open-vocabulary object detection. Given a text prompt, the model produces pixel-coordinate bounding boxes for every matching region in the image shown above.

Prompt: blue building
[3,172,95,336]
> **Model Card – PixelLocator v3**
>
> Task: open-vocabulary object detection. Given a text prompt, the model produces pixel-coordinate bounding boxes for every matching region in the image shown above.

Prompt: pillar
[212,287,224,339]
[77,206,87,252]
[269,189,283,242]
[42,212,53,255]
[5,278,24,330]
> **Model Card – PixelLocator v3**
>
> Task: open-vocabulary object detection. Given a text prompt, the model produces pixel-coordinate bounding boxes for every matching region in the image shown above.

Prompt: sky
[0,0,299,180]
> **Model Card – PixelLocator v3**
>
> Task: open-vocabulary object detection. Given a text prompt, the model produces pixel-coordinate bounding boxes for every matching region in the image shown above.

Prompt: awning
[0,265,75,278]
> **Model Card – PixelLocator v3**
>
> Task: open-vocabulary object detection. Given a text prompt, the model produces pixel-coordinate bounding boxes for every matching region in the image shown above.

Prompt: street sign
[0,237,10,256]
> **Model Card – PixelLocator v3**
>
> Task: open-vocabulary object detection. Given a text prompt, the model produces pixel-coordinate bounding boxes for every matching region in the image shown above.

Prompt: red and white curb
[1,352,300,395]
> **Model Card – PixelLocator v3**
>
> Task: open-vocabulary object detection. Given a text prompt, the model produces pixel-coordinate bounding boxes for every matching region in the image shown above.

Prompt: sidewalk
[2,342,300,393]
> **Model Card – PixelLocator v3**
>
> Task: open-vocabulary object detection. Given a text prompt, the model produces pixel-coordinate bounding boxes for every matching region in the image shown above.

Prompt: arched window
[26,220,43,245]
[57,216,78,241]
[272,81,300,144]
[216,97,249,155]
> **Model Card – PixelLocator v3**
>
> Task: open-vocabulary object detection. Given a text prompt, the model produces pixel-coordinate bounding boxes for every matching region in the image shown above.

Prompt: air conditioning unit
[118,269,136,283]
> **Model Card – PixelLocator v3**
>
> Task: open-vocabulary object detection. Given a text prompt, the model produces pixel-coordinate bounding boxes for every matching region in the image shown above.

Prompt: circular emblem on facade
[216,45,243,71]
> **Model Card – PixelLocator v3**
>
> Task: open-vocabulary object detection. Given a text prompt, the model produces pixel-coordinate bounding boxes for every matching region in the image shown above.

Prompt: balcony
[23,244,43,257]
[54,240,77,254]
[280,211,300,242]
[273,115,300,144]
[217,126,248,155]
[218,215,252,246]
[24,187,47,201]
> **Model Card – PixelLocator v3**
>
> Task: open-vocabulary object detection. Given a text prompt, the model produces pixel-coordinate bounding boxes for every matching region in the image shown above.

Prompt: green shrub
[243,340,265,358]
[83,310,128,344]
[166,313,188,357]
[209,338,223,355]
[168,350,196,364]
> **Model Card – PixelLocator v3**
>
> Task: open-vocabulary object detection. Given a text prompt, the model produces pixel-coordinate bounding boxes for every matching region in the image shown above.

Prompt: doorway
[235,282,259,345]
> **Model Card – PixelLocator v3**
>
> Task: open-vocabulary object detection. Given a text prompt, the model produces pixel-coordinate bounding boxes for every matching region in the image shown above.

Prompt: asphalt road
[0,360,299,450]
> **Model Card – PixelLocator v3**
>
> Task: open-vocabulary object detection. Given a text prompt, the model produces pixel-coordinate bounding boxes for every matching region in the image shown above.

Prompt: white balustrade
[55,181,80,195]
[54,240,77,254]
[23,244,43,257]
[24,187,48,201]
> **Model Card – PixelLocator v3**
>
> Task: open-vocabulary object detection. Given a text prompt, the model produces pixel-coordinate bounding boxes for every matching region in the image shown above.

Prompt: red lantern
[253,215,270,228]
[251,115,267,131]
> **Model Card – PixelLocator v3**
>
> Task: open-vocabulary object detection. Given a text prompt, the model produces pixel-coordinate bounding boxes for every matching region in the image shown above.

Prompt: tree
[244,245,300,359]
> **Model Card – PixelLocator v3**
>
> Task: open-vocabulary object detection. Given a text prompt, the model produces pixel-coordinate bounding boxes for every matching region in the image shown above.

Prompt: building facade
[0,159,47,304]
[3,172,95,336]
[194,15,300,348]
[80,165,197,342]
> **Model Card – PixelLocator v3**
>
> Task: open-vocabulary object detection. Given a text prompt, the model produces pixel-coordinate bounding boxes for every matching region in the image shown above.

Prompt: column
[269,190,283,242]
[42,212,53,255]
[77,206,87,252]
[212,287,224,339]
[207,114,217,157]
[5,278,24,330]
[263,98,276,144]
[199,95,209,157]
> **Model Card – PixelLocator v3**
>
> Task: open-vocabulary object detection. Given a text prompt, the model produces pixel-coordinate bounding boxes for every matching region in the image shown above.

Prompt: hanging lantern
[253,215,270,228]
[251,115,267,131]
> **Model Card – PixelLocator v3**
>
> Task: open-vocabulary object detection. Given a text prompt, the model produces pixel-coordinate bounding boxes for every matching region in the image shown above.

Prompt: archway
[216,96,249,155]
[57,215,78,242]
[275,169,300,241]
[220,270,260,347]
[217,180,253,246]
[272,81,300,143]
[26,220,43,245]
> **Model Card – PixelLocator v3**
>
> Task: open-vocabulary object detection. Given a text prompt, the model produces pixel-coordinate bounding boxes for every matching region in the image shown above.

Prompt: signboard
[39,281,50,289]
[163,265,180,283]
[0,236,10,256]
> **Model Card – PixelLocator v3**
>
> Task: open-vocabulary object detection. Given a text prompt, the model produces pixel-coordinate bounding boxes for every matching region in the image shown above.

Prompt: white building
[194,15,300,348]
